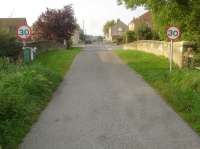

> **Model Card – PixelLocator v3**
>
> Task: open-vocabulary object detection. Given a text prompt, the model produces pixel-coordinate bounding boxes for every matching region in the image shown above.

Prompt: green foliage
[117,0,148,9]
[193,53,200,67]
[118,0,200,48]
[123,31,137,43]
[115,37,124,45]
[0,48,80,148]
[123,29,159,43]
[0,64,61,149]
[32,5,77,44]
[0,30,21,60]
[152,30,160,40]
[116,49,200,135]
[136,24,153,40]
[181,0,200,49]
[0,58,10,71]
[103,20,116,35]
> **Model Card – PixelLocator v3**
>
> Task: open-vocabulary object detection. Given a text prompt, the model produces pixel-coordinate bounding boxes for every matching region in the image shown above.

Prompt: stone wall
[124,40,195,68]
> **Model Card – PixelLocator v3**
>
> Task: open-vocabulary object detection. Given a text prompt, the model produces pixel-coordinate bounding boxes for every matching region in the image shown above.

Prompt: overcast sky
[0,0,146,35]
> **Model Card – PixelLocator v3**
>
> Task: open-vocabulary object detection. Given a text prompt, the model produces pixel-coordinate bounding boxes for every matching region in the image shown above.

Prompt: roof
[116,19,128,27]
[0,18,27,29]
[129,11,152,24]
[111,19,128,30]
[109,19,128,36]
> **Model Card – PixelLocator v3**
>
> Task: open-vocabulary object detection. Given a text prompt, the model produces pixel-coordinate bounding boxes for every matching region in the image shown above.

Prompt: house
[129,11,152,31]
[106,19,128,42]
[0,18,27,35]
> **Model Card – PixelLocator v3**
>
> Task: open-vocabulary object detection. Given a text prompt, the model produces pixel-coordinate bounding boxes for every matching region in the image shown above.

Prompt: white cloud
[0,0,146,35]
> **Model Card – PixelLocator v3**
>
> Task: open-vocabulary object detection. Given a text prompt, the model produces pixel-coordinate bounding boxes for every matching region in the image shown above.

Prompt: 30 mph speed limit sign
[17,25,32,41]
[166,26,181,73]
[167,26,180,40]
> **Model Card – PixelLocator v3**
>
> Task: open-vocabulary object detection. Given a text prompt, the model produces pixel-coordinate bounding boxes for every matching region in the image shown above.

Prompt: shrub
[0,30,21,60]
[123,31,137,43]
[193,52,200,67]
[115,37,124,45]
[152,30,160,40]
[0,58,10,71]
[136,24,153,40]
[66,39,73,49]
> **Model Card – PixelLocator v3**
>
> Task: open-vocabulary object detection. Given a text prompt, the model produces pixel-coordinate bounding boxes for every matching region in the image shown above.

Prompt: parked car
[85,39,92,44]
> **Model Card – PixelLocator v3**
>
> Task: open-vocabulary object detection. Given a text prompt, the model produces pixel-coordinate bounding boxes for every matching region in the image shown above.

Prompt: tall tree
[118,0,200,44]
[103,20,116,35]
[33,5,77,43]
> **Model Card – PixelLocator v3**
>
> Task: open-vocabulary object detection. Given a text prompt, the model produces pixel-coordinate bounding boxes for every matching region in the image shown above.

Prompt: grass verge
[0,48,80,149]
[35,48,80,77]
[115,49,200,135]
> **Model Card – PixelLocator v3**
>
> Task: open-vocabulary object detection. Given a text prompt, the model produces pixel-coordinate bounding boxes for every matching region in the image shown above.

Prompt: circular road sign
[17,25,32,41]
[167,26,180,40]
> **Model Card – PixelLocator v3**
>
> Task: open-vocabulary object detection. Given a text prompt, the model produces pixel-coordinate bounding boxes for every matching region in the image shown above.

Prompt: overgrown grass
[115,49,200,135]
[0,48,80,149]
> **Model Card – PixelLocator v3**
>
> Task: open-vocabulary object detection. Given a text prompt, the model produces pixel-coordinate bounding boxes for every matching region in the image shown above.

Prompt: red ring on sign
[16,24,32,42]
[166,26,181,41]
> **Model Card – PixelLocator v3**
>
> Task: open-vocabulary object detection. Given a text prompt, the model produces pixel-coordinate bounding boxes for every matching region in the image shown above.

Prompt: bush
[136,24,153,40]
[152,30,160,40]
[0,30,21,60]
[123,31,137,43]
[0,58,10,71]
[66,39,73,49]
[193,52,200,67]
[115,37,124,45]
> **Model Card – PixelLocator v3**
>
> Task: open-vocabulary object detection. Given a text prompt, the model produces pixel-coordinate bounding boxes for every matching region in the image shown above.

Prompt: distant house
[106,19,128,42]
[0,18,27,35]
[129,11,152,31]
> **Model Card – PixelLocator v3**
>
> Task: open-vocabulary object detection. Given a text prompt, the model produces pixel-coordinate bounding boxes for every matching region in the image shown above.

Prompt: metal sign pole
[167,26,180,72]
[23,41,26,47]
[170,40,173,72]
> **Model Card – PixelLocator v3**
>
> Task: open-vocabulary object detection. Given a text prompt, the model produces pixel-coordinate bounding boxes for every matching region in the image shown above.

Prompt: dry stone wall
[124,40,195,67]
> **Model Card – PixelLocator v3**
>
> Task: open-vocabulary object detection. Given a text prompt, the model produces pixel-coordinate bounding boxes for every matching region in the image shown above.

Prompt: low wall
[124,40,195,67]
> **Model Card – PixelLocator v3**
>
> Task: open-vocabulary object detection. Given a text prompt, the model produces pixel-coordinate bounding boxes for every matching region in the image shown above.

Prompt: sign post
[16,25,32,63]
[167,26,180,72]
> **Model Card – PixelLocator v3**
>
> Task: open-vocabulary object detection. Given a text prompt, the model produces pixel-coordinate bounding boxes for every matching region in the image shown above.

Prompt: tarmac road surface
[21,43,200,149]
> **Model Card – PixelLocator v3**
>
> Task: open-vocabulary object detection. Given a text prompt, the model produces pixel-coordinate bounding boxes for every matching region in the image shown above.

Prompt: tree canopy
[103,20,116,35]
[33,5,77,43]
[118,0,200,46]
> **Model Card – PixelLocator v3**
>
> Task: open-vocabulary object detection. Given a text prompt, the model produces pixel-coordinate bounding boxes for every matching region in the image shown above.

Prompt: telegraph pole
[83,20,85,35]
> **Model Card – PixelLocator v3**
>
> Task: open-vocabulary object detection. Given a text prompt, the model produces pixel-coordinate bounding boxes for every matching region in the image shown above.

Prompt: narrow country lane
[21,43,200,149]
